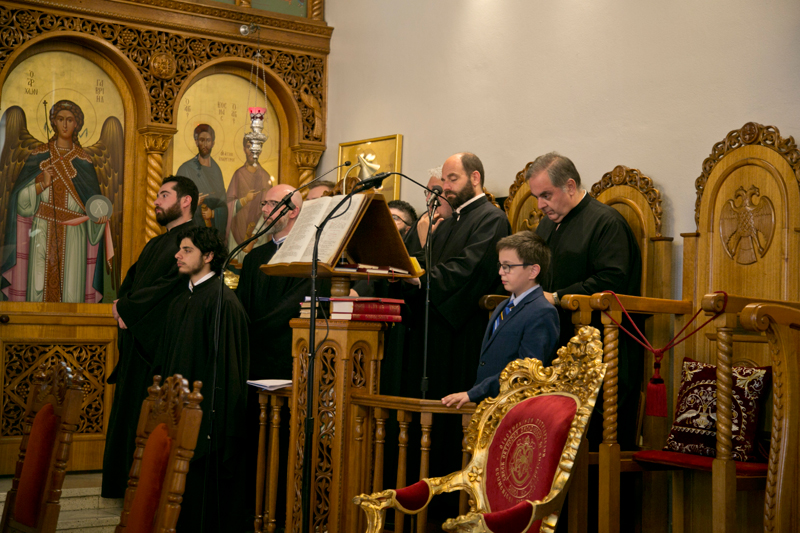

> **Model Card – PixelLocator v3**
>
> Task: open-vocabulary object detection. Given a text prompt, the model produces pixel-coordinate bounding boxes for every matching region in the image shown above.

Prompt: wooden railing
[254,388,476,533]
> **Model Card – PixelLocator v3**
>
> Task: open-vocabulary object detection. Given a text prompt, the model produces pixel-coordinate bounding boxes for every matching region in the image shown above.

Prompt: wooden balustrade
[253,387,476,533]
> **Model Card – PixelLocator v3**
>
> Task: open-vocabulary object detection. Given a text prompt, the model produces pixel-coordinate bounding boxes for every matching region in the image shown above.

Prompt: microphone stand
[301,175,389,533]
[200,160,351,533]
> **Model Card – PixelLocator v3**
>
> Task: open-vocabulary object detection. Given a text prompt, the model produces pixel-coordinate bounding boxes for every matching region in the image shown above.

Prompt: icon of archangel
[0,100,123,303]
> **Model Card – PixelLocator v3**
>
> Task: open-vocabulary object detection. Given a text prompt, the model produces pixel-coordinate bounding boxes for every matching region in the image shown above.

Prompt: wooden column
[141,132,173,242]
[286,318,385,533]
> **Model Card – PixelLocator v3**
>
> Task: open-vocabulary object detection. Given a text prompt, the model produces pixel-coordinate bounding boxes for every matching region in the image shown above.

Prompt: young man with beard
[102,175,197,498]
[154,226,249,533]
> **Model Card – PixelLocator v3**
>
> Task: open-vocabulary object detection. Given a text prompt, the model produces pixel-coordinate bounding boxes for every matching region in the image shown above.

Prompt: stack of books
[299,297,329,319]
[329,297,403,322]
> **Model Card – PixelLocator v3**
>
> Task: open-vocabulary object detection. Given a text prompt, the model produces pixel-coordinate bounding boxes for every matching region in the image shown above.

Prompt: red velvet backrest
[485,394,578,531]
[126,423,173,533]
[14,403,59,527]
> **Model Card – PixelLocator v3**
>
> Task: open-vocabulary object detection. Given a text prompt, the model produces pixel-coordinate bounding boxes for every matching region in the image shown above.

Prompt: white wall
[320,0,800,296]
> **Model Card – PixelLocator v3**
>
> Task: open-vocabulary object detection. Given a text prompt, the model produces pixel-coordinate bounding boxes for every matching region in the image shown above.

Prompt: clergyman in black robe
[152,226,250,533]
[102,176,198,498]
[403,154,509,513]
[528,152,642,450]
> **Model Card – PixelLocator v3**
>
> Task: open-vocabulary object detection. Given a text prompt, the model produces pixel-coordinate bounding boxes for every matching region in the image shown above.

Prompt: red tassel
[645,362,667,417]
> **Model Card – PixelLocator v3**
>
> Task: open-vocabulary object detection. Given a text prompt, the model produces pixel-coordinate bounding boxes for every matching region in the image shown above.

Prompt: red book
[329,312,402,322]
[329,297,404,314]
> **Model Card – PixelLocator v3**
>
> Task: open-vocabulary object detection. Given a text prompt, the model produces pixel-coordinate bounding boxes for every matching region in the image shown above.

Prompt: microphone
[352,172,391,193]
[428,185,444,208]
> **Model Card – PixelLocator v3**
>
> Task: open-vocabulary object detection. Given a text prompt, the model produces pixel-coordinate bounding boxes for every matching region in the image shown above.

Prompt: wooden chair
[115,374,203,533]
[585,122,800,532]
[353,326,606,533]
[484,164,673,532]
[0,361,84,533]
[736,303,800,532]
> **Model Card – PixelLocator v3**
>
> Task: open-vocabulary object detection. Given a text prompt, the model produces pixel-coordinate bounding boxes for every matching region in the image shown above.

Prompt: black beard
[449,184,476,210]
[156,202,182,227]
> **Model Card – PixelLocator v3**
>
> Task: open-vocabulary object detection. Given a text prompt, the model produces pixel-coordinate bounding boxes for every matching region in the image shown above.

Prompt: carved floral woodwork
[293,146,324,187]
[0,5,327,142]
[3,343,106,436]
[592,165,665,237]
[695,122,800,227]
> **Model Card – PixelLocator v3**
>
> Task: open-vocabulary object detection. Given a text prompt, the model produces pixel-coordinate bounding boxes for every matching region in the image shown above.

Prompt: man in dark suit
[442,231,559,408]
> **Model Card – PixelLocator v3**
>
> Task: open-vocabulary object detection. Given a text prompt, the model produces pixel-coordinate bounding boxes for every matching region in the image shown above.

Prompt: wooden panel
[0,302,117,474]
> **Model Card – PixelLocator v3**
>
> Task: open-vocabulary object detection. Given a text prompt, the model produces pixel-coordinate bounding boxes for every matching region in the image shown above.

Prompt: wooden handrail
[350,393,477,415]
[589,293,693,315]
[701,293,800,315]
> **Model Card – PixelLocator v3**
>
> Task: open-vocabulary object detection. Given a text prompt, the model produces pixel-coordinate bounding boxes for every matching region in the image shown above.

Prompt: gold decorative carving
[719,185,775,265]
[150,51,177,80]
[591,165,664,237]
[3,344,106,436]
[293,146,323,187]
[354,327,606,533]
[695,122,800,227]
[714,327,734,460]
[310,0,325,20]
[313,345,337,531]
[0,6,326,141]
[601,324,619,444]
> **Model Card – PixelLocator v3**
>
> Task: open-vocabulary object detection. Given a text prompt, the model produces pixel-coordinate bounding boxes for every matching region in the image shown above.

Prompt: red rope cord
[599,291,729,364]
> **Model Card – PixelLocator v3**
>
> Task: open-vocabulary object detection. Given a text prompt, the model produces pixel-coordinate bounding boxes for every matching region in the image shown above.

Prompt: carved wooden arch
[695,122,800,228]
[174,56,306,152]
[591,165,664,238]
[172,58,310,186]
[0,31,151,126]
[0,4,327,140]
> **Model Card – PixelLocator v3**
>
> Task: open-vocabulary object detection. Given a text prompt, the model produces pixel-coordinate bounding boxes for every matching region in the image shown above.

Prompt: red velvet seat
[115,375,203,533]
[354,326,607,533]
[0,362,84,533]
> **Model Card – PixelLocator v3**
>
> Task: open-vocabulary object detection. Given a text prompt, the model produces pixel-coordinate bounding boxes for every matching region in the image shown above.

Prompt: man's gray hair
[524,152,582,189]
[429,166,443,180]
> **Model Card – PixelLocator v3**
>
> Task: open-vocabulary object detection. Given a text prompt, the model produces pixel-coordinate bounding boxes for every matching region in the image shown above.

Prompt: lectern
[260,193,422,532]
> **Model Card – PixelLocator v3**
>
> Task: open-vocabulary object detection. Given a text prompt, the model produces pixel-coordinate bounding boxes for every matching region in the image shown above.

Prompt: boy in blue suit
[442,232,559,408]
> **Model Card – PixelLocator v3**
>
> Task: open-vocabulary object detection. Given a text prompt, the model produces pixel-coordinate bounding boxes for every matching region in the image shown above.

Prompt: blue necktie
[493,300,516,334]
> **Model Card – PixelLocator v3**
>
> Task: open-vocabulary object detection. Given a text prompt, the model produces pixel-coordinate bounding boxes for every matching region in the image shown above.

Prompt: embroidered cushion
[485,394,577,533]
[663,357,770,462]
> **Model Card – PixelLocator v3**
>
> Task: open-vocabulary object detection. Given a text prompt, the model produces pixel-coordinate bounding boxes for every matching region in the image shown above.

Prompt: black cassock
[152,276,250,533]
[237,240,311,380]
[101,220,193,498]
[536,193,643,449]
[406,195,510,400]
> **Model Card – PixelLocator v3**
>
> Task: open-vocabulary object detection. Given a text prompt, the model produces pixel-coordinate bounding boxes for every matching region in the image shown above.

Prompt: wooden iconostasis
[0,0,330,473]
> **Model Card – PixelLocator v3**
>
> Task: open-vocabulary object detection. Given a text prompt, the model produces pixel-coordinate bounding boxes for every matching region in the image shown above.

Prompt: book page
[299,194,367,264]
[268,197,332,264]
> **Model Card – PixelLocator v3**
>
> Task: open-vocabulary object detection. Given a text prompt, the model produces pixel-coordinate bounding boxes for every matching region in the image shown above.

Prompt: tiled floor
[0,471,103,494]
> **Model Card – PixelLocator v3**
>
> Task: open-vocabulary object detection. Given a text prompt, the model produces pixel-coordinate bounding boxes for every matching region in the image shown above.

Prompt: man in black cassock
[153,226,249,533]
[528,152,643,450]
[405,152,509,401]
[102,175,197,498]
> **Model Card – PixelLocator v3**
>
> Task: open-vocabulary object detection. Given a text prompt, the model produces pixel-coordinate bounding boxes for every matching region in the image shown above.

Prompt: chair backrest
[463,326,606,529]
[504,164,670,300]
[115,374,203,533]
[682,122,800,365]
[0,362,84,533]
[739,303,800,533]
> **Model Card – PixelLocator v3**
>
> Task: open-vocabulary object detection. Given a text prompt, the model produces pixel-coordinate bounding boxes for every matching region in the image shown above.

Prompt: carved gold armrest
[353,471,476,533]
[480,294,507,312]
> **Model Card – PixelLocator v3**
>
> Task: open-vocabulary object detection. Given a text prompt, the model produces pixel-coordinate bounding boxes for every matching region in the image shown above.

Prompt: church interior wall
[319,0,800,299]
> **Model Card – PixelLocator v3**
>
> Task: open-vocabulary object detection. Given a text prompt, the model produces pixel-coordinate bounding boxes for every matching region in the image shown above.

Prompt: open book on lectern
[262,193,423,279]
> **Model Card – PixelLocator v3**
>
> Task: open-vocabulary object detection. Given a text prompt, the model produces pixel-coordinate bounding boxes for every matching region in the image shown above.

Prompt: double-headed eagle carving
[719,185,775,265]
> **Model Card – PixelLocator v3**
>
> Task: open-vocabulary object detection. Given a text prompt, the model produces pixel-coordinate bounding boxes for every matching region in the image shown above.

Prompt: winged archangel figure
[0,100,123,303]
[719,185,775,266]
